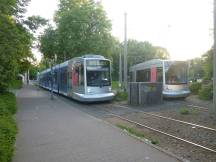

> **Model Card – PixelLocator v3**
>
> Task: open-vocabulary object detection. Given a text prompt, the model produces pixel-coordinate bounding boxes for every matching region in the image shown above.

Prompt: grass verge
[179,107,190,115]
[0,92,17,162]
[116,124,159,145]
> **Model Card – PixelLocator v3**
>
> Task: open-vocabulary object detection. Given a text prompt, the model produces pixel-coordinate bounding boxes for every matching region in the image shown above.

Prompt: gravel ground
[104,95,216,162]
[185,95,213,109]
[154,107,216,130]
[123,112,216,150]
[106,117,216,162]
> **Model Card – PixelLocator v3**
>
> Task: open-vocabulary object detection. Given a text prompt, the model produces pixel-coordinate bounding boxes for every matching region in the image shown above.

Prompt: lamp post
[50,60,54,100]
[123,12,128,91]
[119,51,122,87]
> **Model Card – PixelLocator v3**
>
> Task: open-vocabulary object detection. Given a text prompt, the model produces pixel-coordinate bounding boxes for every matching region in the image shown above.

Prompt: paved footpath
[13,85,180,162]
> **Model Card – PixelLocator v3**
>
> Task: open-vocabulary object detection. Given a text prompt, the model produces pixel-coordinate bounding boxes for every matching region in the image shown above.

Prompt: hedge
[198,83,213,100]
[0,92,17,162]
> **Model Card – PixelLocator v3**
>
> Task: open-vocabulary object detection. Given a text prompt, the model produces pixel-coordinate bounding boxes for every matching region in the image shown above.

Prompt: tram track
[102,104,216,150]
[112,104,216,132]
[106,111,216,153]
[94,103,216,162]
[186,104,209,111]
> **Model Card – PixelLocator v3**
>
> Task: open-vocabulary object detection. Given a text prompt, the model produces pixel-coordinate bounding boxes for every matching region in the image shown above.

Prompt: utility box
[128,82,162,106]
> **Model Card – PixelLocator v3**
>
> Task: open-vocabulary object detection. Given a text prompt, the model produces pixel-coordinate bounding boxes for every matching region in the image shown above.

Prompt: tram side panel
[59,66,68,96]
[53,67,59,93]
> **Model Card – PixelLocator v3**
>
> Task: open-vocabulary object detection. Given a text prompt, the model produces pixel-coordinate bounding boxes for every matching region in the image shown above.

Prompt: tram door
[72,62,84,93]
[150,67,163,83]
[150,67,157,83]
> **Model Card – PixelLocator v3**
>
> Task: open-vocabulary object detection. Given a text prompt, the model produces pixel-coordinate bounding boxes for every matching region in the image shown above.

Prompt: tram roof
[39,54,108,75]
[130,59,188,71]
[82,54,105,59]
[130,59,163,71]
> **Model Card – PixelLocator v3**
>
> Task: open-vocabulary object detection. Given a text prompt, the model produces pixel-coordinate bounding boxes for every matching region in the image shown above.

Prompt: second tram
[129,59,190,98]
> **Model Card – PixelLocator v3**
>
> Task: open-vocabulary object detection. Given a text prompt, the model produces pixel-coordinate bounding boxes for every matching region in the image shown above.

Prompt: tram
[129,59,190,98]
[38,55,114,102]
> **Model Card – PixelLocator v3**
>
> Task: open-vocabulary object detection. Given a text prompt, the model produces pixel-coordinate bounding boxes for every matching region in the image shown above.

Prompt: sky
[25,0,213,61]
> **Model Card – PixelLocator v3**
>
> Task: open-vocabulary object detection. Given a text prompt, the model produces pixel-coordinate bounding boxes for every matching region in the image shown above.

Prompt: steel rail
[108,112,216,153]
[113,104,216,132]
[186,104,209,111]
[164,100,209,111]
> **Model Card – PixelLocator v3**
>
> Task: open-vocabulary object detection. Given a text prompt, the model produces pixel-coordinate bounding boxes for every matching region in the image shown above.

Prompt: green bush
[0,92,17,115]
[0,116,17,162]
[179,107,190,115]
[151,139,159,145]
[0,92,17,162]
[198,83,213,100]
[189,82,202,94]
[112,81,122,91]
[114,91,128,101]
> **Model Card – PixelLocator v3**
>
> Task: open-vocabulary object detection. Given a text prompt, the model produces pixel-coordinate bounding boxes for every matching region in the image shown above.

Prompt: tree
[202,48,213,80]
[24,15,48,32]
[126,39,170,67]
[40,0,113,62]
[39,0,170,82]
[0,0,47,92]
[0,13,32,91]
[154,46,170,59]
[40,26,59,60]
[108,38,121,81]
[188,58,205,81]
[188,48,213,81]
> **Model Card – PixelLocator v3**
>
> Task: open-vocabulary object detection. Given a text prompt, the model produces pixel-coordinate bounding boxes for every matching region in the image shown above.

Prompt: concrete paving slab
[13,85,180,162]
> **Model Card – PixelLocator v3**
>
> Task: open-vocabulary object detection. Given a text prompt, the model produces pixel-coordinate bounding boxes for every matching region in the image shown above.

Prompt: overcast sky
[25,0,213,61]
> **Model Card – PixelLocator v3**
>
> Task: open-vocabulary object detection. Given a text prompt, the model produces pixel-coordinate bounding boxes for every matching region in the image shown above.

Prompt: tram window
[73,63,84,86]
[157,68,163,82]
[86,60,111,87]
[54,71,57,84]
[136,69,150,82]
[165,62,188,84]
[68,72,72,89]
[79,64,84,86]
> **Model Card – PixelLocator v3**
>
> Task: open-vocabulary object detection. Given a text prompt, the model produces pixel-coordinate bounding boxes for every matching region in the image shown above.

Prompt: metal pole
[50,60,54,100]
[214,0,216,111]
[27,69,29,85]
[124,13,128,91]
[119,52,122,87]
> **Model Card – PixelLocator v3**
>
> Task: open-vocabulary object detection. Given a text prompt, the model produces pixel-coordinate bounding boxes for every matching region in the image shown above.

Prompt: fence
[128,82,163,105]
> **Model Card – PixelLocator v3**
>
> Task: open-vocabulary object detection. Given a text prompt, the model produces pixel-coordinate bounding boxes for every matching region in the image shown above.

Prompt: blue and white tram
[38,55,115,102]
[129,59,190,98]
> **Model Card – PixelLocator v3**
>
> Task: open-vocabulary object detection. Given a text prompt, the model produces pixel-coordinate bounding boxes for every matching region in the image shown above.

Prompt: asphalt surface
[13,85,180,162]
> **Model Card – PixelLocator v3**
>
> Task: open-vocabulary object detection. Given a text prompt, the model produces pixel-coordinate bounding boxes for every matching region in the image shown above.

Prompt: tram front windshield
[86,60,111,87]
[165,61,188,85]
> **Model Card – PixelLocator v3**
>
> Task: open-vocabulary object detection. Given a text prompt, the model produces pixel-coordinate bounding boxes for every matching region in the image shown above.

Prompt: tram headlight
[109,87,112,92]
